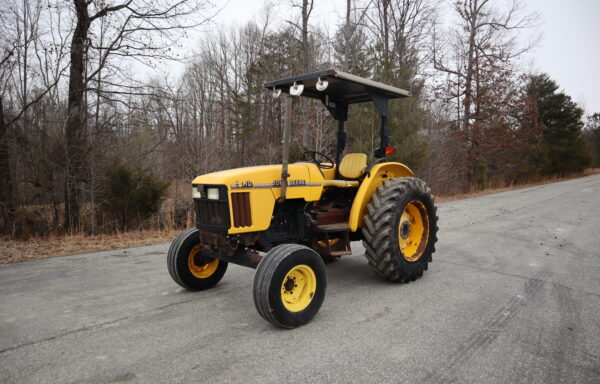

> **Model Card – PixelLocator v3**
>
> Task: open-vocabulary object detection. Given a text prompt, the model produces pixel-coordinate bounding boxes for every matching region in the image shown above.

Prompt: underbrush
[7,179,195,240]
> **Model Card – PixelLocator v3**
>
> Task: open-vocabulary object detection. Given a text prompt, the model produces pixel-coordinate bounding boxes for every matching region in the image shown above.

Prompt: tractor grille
[231,192,252,227]
[194,186,230,232]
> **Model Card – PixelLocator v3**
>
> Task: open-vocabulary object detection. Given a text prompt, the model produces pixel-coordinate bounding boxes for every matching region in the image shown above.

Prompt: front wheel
[253,244,327,328]
[362,177,438,283]
[167,228,228,290]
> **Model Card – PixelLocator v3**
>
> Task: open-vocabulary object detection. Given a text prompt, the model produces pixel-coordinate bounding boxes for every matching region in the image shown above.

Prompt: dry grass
[2,168,599,265]
[0,229,179,264]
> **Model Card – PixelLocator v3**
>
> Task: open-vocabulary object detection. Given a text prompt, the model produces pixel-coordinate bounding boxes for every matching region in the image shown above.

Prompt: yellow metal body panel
[348,162,413,232]
[192,160,413,235]
[321,167,336,180]
[322,179,359,188]
[192,163,326,234]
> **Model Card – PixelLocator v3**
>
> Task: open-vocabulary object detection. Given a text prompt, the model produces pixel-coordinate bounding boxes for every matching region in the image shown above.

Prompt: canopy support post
[334,103,348,178]
[369,91,390,159]
[280,95,293,201]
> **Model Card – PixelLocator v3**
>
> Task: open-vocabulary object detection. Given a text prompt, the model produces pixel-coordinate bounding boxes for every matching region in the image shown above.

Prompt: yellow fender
[348,162,414,232]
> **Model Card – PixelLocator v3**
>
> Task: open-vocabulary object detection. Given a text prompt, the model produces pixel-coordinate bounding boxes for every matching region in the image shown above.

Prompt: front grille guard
[194,185,230,232]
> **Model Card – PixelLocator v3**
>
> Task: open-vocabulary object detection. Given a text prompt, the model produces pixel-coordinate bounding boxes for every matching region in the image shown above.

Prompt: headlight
[192,185,202,199]
[207,187,220,200]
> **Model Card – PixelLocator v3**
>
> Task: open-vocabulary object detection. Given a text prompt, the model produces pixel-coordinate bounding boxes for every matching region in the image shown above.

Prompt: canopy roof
[264,69,410,105]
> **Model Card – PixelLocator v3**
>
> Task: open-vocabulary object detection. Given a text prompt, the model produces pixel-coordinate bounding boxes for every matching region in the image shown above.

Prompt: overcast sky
[161,0,600,115]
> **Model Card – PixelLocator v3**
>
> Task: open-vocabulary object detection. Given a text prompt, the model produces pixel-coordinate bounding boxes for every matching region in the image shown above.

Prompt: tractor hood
[191,163,325,202]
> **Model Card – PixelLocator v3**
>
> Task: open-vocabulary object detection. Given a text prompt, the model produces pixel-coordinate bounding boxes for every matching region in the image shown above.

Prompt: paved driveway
[1,175,599,383]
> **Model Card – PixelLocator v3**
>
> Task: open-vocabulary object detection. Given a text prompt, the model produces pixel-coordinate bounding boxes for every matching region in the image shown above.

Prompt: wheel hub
[398,200,430,262]
[399,221,412,239]
[188,244,220,278]
[280,265,316,312]
[283,276,296,293]
[194,252,205,266]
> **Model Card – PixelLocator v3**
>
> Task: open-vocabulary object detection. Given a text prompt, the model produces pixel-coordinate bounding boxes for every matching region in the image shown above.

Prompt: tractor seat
[323,153,368,188]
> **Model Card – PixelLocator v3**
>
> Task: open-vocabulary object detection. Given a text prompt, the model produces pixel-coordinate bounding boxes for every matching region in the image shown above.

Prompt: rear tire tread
[362,177,438,283]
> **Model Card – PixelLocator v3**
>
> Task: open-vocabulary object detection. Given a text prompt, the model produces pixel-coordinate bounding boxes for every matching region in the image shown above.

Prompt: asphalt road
[1,175,600,384]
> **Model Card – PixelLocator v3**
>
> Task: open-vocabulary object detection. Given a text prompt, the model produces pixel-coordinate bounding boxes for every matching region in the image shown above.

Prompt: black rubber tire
[167,228,228,291]
[253,244,327,328]
[362,177,438,283]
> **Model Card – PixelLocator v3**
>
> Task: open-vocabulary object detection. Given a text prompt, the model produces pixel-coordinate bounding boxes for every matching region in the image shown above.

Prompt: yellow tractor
[167,69,438,328]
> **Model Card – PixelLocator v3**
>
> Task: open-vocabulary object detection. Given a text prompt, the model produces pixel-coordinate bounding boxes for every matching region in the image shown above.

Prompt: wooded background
[1,0,598,237]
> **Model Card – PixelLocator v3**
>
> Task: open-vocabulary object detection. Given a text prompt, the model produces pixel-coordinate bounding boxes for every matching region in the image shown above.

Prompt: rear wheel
[167,228,228,290]
[253,244,327,328]
[362,177,438,282]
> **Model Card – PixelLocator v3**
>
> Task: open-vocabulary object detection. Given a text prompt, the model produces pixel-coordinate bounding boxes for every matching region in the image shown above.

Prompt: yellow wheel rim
[187,244,219,278]
[280,264,317,312]
[398,200,430,262]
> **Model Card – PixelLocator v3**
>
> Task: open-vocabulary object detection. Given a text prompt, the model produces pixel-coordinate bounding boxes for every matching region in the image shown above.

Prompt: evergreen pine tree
[527,74,590,174]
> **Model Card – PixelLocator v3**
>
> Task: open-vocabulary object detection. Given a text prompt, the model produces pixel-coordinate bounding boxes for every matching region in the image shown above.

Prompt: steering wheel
[302,151,334,169]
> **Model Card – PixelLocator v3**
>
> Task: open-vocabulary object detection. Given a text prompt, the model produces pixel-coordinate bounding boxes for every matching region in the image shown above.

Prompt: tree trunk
[462,0,479,184]
[383,0,390,69]
[463,0,478,133]
[346,0,351,22]
[64,0,91,231]
[0,97,15,233]
[343,0,351,70]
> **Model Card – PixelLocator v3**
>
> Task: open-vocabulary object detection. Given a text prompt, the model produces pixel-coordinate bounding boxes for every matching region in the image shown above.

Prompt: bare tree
[287,0,314,147]
[362,0,437,82]
[433,0,537,131]
[335,0,370,74]
[63,0,214,231]
[0,0,70,233]
[431,0,538,184]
